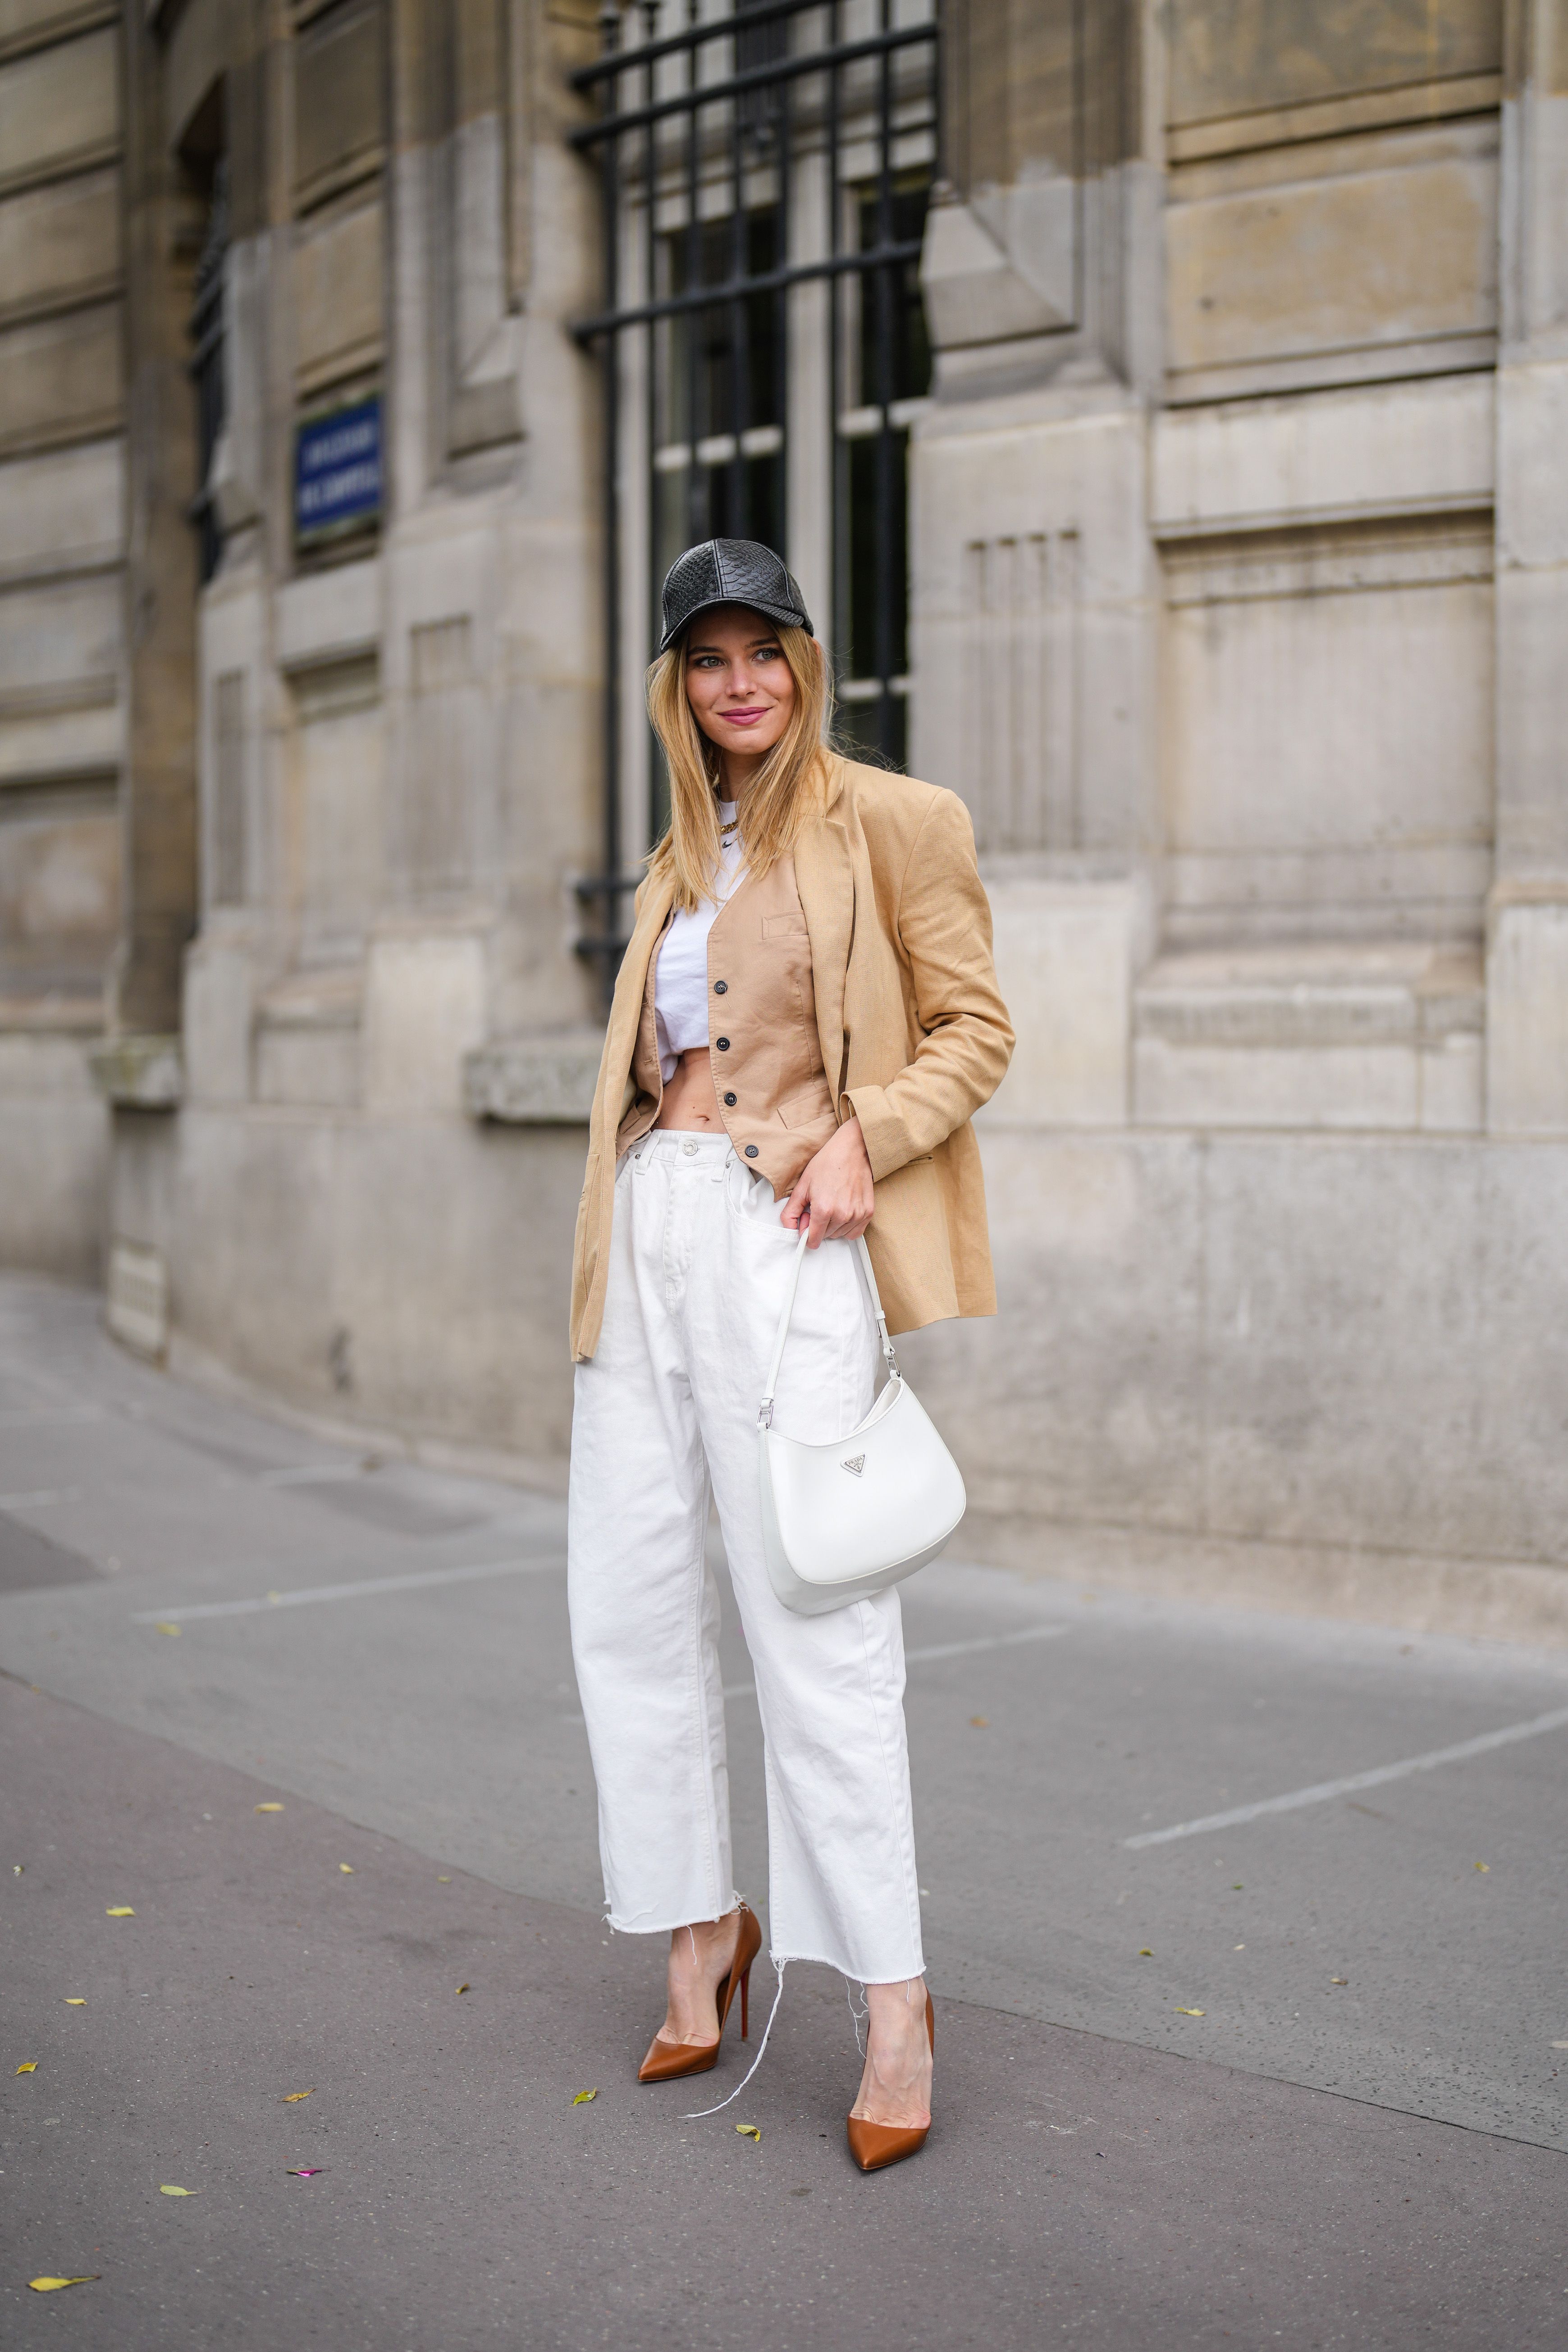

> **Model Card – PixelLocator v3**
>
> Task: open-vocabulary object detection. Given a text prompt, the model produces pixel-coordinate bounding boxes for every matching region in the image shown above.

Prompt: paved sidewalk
[1,1270,1567,2345]
[5,1678,1565,2352]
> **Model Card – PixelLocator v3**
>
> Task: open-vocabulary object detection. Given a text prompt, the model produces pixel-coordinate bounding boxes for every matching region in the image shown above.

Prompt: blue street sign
[295,398,382,540]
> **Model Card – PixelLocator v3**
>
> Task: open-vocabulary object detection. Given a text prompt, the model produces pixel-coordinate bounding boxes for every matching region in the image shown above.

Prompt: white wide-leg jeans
[568,1129,925,1985]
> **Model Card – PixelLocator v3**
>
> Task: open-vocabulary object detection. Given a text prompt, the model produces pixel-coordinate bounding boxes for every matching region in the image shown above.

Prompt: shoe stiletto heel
[846,1991,935,2173]
[637,1903,763,2084]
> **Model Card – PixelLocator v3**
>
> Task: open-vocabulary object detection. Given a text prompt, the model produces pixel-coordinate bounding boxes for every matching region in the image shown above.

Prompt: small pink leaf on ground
[286,2167,325,2178]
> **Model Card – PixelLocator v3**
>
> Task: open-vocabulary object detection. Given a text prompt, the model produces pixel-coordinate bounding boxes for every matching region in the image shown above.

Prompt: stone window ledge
[463,1030,604,1125]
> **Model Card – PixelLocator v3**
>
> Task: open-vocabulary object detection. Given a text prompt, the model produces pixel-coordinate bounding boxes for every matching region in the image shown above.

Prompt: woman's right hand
[779,1117,875,1247]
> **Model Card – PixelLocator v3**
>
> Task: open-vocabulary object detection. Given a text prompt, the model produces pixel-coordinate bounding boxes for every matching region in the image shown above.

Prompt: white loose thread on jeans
[681,1962,788,2119]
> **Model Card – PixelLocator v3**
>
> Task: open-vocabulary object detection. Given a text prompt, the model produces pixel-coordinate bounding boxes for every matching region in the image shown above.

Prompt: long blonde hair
[645,620,832,913]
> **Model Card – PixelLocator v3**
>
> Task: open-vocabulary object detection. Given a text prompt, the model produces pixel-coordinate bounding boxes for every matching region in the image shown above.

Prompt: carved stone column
[110,0,201,1064]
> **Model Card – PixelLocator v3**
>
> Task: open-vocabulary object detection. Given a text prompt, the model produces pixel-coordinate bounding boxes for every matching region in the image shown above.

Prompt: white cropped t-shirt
[653,802,743,1083]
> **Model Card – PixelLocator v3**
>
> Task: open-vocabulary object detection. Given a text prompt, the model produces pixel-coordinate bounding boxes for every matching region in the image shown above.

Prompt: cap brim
[659,596,813,655]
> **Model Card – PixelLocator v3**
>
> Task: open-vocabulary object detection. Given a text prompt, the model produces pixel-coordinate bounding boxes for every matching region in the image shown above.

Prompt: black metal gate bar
[188,158,230,586]
[572,0,937,995]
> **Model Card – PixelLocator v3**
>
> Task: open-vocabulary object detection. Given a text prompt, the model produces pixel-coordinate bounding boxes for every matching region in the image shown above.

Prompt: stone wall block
[0,439,123,585]
[182,938,254,1108]
[362,929,488,1114]
[1150,375,1495,532]
[896,1131,1208,1533]
[911,403,1157,861]
[1196,1140,1496,1558]
[1486,896,1568,1132]
[978,873,1141,1128]
[0,1034,106,1279]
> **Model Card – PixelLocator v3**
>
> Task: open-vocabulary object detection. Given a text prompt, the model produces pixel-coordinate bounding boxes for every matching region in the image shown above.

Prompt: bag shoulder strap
[759,1230,899,1429]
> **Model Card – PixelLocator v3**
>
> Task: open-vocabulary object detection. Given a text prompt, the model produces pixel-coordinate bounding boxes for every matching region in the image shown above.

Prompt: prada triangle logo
[841,1455,865,1476]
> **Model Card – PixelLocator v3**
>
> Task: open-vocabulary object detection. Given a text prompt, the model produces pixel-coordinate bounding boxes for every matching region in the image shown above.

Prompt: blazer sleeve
[844,789,1015,1181]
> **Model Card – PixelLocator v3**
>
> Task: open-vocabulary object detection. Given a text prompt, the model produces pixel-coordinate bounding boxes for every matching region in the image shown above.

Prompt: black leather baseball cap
[658,538,814,654]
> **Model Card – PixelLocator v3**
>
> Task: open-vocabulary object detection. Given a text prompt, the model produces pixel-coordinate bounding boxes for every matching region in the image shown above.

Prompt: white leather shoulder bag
[758,1228,967,1616]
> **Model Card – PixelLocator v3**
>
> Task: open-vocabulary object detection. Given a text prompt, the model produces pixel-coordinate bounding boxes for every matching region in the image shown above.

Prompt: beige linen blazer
[570,752,1015,1360]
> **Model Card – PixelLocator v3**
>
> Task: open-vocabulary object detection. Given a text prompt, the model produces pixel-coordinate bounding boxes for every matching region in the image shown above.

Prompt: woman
[568,537,1012,2171]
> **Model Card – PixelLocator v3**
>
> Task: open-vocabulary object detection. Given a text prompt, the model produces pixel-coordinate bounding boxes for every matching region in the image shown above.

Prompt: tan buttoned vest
[615,851,837,1195]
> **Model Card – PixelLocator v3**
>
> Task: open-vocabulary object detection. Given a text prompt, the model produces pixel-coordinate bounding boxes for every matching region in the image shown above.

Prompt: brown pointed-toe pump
[846,1990,935,2173]
[637,1902,763,2084]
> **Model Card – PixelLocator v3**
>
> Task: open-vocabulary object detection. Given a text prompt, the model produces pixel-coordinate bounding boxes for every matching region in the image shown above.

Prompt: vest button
[713,979,727,994]
[715,1036,730,1050]
[723,1091,737,1107]
[745,1144,759,1158]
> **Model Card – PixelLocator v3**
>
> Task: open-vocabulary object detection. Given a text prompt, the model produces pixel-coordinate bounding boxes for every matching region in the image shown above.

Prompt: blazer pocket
[778,1082,836,1131]
[761,912,809,939]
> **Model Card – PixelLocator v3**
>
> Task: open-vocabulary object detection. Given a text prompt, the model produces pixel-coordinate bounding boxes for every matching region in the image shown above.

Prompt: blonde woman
[567,539,1012,2171]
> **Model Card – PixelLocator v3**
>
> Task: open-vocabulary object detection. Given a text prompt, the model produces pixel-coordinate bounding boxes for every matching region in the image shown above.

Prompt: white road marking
[1125,1703,1568,1848]
[904,1624,1071,1666]
[717,1622,1071,1704]
[133,1553,565,1623]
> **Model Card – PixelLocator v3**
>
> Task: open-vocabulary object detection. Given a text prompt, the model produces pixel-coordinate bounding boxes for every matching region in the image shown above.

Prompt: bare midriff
[654,1045,726,1133]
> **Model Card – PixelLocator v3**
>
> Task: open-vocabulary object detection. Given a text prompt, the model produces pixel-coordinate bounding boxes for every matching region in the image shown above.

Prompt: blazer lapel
[794,758,855,1100]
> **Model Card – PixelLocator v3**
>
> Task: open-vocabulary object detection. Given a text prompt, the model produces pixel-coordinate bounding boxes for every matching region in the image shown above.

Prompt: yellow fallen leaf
[437,1876,451,1883]
[16,2061,37,2073]
[1234,1944,1245,1952]
[255,1803,284,1813]
[1330,1977,1348,1986]
[154,1623,181,1637]
[1174,2007,1206,2018]
[1474,1861,1489,1872]
[281,2088,315,2102]
[29,2276,99,2292]
[736,2123,761,2142]
[105,1906,135,1917]
[338,1864,353,1875]
[1137,1948,1152,1958]
[969,1716,988,1728]
[159,2185,197,2197]
[64,1998,86,2005]
[456,1983,470,1995]
[571,2088,597,2105]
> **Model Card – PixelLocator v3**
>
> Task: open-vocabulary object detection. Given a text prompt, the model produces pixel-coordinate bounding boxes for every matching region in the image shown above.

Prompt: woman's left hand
[780,1117,875,1247]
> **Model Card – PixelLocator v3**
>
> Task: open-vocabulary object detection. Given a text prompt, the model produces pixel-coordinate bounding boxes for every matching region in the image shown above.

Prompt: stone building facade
[2,0,1566,1630]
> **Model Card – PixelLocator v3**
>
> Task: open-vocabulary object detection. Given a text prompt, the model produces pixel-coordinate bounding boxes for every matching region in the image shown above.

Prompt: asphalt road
[2,1269,1566,2347]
